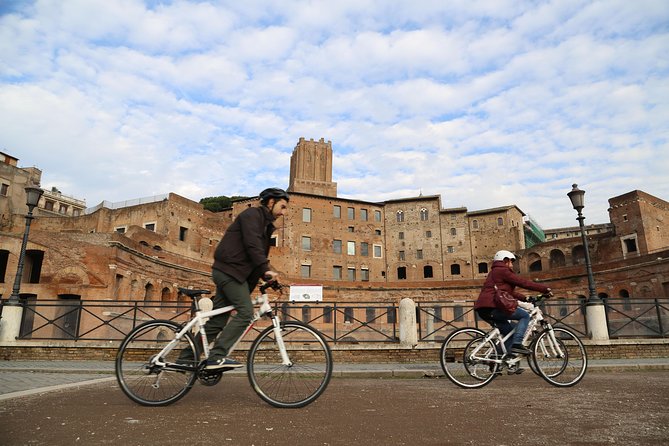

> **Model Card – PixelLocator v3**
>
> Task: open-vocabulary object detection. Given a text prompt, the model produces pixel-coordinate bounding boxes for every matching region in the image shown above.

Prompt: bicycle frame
[470,298,565,367]
[152,289,291,369]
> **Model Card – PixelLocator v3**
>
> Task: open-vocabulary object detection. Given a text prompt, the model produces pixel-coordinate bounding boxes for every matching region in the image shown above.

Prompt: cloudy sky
[1,0,668,229]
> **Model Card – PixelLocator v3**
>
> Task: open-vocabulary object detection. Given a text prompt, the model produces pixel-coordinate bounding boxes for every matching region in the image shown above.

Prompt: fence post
[399,298,417,347]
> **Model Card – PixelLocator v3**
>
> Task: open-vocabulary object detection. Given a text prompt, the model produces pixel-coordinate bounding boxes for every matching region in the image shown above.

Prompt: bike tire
[440,328,497,388]
[115,320,199,406]
[532,327,587,387]
[247,321,333,408]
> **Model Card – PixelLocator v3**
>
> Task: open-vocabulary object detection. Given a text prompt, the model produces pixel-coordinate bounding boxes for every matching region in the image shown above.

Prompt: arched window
[420,208,428,221]
[144,283,156,302]
[549,249,566,268]
[450,264,461,275]
[572,245,586,265]
[472,220,479,229]
[450,228,456,236]
[558,297,568,317]
[396,210,404,222]
[423,265,433,278]
[497,217,504,226]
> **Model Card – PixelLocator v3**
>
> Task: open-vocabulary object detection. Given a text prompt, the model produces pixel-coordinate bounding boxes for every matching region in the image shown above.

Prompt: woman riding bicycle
[474,250,552,356]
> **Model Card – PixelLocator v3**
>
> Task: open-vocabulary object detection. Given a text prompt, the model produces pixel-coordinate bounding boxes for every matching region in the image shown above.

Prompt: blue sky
[1,0,668,229]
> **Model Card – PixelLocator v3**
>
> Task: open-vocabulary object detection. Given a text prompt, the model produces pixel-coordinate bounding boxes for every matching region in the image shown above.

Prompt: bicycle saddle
[178,288,211,298]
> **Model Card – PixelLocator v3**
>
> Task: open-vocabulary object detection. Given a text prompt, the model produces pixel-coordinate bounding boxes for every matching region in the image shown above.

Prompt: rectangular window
[348,226,354,232]
[179,226,188,241]
[374,210,381,222]
[333,266,342,280]
[333,239,342,254]
[333,205,341,219]
[302,236,311,251]
[72,209,81,217]
[399,250,405,261]
[373,244,382,258]
[387,306,396,323]
[347,267,356,281]
[144,223,156,231]
[416,249,423,260]
[348,207,355,220]
[59,204,68,214]
[44,200,54,211]
[361,242,369,256]
[344,307,354,322]
[301,264,311,278]
[323,306,332,323]
[303,208,312,222]
[398,231,404,240]
[426,230,432,238]
[447,246,454,253]
[347,241,355,255]
[361,268,369,281]
[0,183,8,196]
[366,307,375,323]
[360,209,368,221]
[270,234,278,247]
[115,226,127,234]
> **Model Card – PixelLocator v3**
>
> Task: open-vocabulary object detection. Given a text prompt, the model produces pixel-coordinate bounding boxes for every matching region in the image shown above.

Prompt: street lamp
[7,185,44,306]
[567,183,608,340]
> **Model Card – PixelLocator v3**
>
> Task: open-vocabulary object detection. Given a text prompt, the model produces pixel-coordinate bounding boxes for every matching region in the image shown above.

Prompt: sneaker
[511,344,531,355]
[204,357,243,370]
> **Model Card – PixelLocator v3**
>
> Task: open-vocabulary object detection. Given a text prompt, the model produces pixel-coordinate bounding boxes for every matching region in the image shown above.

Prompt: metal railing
[1,297,667,343]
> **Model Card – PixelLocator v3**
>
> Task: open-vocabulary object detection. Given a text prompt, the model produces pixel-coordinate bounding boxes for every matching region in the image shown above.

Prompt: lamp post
[7,185,44,306]
[567,184,609,340]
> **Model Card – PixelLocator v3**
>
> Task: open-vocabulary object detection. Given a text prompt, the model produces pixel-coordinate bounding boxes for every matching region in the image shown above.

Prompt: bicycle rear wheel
[532,327,587,387]
[116,320,199,406]
[248,321,332,408]
[440,328,497,388]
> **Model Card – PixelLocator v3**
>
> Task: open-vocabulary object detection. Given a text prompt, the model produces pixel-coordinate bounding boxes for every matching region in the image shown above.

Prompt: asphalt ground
[0,367,667,445]
[1,357,668,399]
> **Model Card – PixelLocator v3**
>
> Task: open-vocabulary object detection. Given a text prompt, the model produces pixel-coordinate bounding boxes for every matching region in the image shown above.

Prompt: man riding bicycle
[180,187,289,370]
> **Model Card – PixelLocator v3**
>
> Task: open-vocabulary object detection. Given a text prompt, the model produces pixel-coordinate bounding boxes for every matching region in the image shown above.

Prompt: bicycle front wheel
[440,328,497,388]
[248,321,333,408]
[116,320,199,406]
[532,327,587,387]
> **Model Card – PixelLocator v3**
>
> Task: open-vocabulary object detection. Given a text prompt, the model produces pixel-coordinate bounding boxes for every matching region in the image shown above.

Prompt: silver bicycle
[115,281,333,408]
[440,294,587,388]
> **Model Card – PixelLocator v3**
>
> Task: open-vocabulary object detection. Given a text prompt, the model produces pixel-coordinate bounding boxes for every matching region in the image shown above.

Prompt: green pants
[205,269,254,360]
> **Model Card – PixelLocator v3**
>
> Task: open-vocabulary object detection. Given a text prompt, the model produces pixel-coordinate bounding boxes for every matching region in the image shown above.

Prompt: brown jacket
[474,261,550,310]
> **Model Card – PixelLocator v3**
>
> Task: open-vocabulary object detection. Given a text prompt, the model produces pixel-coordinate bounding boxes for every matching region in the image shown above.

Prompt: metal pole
[576,211,600,305]
[7,206,37,306]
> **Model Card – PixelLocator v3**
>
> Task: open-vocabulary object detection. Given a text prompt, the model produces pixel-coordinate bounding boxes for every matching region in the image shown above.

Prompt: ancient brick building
[1,140,668,318]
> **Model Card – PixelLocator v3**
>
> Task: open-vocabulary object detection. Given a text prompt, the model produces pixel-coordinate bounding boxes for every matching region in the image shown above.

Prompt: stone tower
[288,137,338,197]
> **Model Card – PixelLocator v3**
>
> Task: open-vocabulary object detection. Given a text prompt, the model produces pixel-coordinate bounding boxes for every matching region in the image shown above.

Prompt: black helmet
[259,187,290,204]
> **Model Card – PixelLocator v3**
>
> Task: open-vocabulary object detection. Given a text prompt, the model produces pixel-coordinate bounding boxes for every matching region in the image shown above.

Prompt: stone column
[399,298,417,348]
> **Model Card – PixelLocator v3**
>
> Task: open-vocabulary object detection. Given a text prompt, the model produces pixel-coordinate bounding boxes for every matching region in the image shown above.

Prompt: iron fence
[1,297,667,343]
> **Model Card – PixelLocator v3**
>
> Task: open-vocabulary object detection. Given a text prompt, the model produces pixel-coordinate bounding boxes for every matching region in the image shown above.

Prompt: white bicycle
[115,281,333,408]
[440,294,588,388]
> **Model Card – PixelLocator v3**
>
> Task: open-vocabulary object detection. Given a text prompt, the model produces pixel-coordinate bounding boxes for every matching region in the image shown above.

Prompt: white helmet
[493,250,516,262]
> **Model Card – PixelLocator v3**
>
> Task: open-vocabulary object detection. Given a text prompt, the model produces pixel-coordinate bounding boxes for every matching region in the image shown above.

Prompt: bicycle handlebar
[259,280,283,294]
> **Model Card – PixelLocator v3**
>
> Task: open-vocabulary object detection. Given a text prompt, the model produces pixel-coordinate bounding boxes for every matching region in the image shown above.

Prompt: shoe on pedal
[204,357,243,370]
[511,344,531,355]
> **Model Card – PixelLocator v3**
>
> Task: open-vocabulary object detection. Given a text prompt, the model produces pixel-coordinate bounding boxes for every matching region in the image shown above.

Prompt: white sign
[289,285,323,302]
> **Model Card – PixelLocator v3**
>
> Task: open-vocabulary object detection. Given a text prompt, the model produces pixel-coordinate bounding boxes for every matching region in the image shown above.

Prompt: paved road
[0,370,668,445]
[1,357,668,398]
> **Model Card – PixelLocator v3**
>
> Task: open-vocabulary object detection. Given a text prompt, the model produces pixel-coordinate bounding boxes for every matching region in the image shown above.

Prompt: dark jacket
[212,205,276,290]
[474,260,550,310]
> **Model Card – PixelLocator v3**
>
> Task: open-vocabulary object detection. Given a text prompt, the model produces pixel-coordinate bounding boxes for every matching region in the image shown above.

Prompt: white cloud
[0,0,667,228]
